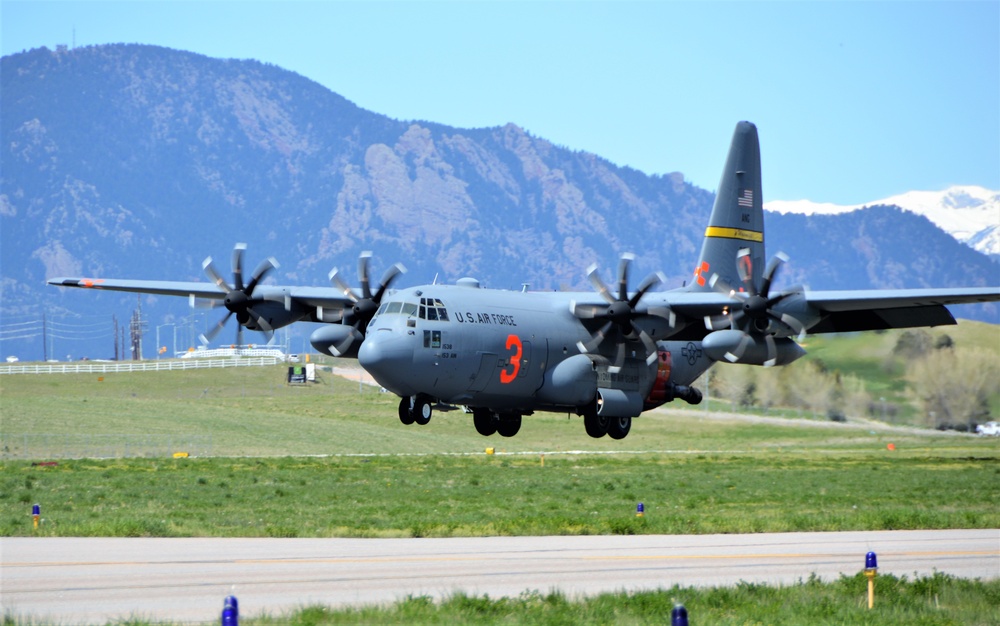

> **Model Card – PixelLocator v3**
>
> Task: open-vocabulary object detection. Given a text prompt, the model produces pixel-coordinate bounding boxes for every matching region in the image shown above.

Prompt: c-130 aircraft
[50,122,1000,439]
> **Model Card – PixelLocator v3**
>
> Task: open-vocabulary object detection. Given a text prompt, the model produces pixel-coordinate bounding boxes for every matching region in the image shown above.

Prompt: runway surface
[3,529,998,624]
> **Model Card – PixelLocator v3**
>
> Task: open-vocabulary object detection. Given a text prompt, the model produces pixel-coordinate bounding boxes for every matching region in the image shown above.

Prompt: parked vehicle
[975,421,1000,436]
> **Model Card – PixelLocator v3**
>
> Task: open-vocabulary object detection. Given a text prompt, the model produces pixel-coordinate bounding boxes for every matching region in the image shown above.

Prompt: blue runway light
[671,603,688,626]
[222,595,239,625]
[636,502,644,517]
[32,504,40,516]
[865,551,878,570]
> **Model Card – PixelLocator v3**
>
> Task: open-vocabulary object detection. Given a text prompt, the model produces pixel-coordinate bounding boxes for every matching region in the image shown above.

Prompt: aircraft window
[386,301,403,314]
[401,302,418,317]
[418,298,449,321]
[376,302,388,316]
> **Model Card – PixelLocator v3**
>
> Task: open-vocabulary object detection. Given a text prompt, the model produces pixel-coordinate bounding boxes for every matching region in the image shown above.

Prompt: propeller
[571,253,673,373]
[198,243,279,346]
[324,251,406,356]
[704,249,806,366]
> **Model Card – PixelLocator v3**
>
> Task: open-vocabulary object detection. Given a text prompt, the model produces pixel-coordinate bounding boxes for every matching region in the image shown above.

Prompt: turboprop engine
[702,329,805,367]
[310,324,363,358]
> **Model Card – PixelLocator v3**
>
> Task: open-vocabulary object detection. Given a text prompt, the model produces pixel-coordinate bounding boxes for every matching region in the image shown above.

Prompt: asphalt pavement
[3,529,998,624]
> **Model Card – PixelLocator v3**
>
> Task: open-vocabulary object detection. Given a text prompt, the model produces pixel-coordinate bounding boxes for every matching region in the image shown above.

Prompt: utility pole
[129,295,147,360]
[42,311,48,362]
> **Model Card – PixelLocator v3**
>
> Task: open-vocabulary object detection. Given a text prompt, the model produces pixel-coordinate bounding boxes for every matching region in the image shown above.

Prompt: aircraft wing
[46,277,359,313]
[663,286,998,337]
[48,277,229,300]
[798,287,1000,333]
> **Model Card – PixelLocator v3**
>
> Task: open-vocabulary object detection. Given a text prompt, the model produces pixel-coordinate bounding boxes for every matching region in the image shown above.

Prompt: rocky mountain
[766,186,1000,260]
[2,44,996,361]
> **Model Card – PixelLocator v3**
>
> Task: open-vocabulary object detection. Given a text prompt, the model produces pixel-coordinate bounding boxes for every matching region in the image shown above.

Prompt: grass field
[3,360,999,538]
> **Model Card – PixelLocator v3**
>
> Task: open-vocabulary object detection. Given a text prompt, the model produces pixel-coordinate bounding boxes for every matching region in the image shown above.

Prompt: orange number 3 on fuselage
[500,334,522,384]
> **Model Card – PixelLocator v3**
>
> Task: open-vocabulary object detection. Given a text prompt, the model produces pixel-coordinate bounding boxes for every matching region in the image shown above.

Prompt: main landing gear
[472,408,521,437]
[581,403,632,440]
[398,395,433,426]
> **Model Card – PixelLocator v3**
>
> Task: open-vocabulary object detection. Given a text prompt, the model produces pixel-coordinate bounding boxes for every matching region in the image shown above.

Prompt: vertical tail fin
[688,121,766,293]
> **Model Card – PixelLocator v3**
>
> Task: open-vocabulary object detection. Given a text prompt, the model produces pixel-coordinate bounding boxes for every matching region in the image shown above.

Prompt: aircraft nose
[358,330,417,396]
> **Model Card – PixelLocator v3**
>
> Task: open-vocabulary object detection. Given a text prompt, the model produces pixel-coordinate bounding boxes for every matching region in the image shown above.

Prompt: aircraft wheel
[398,397,415,425]
[584,411,609,438]
[607,415,632,440]
[496,414,522,438]
[473,408,496,436]
[413,396,432,425]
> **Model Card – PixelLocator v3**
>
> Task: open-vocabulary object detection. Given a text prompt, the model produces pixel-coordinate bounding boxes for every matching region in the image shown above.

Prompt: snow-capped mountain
[765,186,1000,260]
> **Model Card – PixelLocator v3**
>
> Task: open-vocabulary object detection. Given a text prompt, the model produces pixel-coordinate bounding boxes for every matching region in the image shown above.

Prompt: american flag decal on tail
[737,188,753,208]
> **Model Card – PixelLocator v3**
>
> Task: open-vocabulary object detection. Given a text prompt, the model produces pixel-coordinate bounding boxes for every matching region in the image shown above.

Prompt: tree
[906,347,1000,429]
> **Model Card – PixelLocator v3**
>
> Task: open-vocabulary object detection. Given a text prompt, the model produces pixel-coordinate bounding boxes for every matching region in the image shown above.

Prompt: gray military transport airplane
[49,122,1000,439]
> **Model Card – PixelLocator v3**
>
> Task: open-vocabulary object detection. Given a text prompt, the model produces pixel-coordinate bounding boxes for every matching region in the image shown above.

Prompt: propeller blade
[200,311,234,344]
[373,262,406,303]
[639,330,659,366]
[763,334,778,367]
[736,248,756,295]
[704,313,732,331]
[608,340,627,374]
[202,257,233,294]
[358,251,373,300]
[331,327,364,357]
[586,263,616,304]
[328,268,360,303]
[576,320,613,355]
[231,243,247,292]
[190,295,224,310]
[570,300,608,320]
[760,252,788,298]
[779,312,808,342]
[616,253,635,302]
[646,305,677,328]
[724,332,751,363]
[244,257,278,295]
[316,306,345,323]
[709,273,739,297]
[628,271,664,308]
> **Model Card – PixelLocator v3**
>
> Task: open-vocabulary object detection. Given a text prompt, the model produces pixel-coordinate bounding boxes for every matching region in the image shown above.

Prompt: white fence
[0,356,281,375]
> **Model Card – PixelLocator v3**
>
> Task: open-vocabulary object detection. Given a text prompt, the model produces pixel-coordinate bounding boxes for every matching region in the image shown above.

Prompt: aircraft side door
[465,333,547,395]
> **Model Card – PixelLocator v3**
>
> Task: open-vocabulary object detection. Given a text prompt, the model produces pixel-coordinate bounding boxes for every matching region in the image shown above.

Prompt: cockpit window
[418,297,449,321]
[372,299,418,322]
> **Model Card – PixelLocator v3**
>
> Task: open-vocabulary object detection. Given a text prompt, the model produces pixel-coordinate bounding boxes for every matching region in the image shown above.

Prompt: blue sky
[3,1,998,204]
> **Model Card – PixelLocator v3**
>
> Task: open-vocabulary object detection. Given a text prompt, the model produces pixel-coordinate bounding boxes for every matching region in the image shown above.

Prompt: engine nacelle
[244,301,305,332]
[310,324,363,358]
[537,353,597,406]
[596,388,644,418]
[702,330,806,366]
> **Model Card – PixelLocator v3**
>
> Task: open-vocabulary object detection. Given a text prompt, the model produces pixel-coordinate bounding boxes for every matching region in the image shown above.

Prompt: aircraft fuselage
[358,283,709,422]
